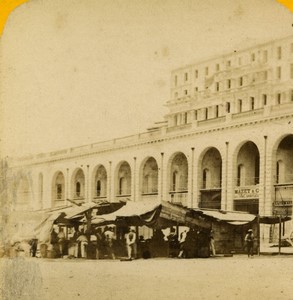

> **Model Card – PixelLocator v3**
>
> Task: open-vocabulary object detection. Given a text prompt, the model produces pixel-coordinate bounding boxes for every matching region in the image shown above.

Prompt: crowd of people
[18,226,256,259]
[167,228,216,259]
[44,225,218,259]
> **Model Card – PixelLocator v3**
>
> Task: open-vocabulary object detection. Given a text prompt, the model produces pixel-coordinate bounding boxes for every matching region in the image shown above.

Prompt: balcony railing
[169,191,188,207]
[141,193,159,202]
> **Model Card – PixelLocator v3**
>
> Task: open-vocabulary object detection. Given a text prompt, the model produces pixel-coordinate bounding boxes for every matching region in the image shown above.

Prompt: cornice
[12,113,293,168]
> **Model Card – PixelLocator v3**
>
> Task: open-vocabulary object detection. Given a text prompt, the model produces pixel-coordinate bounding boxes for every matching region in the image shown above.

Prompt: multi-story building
[6,35,293,242]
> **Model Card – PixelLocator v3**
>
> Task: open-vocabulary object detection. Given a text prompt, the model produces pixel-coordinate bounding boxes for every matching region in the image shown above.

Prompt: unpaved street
[1,255,293,300]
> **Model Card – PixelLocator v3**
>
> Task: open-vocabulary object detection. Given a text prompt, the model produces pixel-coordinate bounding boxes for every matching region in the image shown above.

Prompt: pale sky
[1,0,293,158]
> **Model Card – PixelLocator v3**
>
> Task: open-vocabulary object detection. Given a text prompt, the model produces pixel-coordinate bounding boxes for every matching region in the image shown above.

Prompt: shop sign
[234,187,259,199]
[274,200,293,207]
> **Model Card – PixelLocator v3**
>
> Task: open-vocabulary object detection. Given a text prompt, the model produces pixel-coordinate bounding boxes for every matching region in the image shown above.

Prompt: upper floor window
[174,115,178,126]
[184,89,188,96]
[96,180,101,197]
[194,87,198,92]
[216,63,220,71]
[194,110,198,120]
[277,93,281,105]
[277,46,282,60]
[205,67,209,76]
[262,94,267,106]
[184,72,188,81]
[215,82,219,91]
[239,77,243,86]
[251,53,255,62]
[227,79,231,89]
[237,164,245,186]
[195,69,198,78]
[172,171,178,191]
[183,112,188,124]
[226,102,231,113]
[291,43,293,53]
[250,97,255,110]
[238,99,243,113]
[277,66,281,79]
[291,90,293,102]
[203,107,208,120]
[226,60,231,68]
[215,105,219,118]
[76,182,81,197]
[56,184,62,200]
[174,75,177,86]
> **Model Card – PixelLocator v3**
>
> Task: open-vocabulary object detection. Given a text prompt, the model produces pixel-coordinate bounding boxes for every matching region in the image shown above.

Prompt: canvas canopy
[91,201,255,229]
[259,215,291,224]
[33,201,124,242]
[190,209,257,225]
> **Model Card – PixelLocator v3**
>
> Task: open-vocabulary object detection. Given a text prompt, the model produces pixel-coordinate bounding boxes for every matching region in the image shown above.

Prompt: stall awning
[91,201,162,226]
[64,201,125,220]
[189,208,257,225]
[259,216,292,224]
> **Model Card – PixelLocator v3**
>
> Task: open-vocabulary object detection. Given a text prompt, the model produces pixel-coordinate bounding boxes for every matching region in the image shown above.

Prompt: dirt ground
[1,255,293,300]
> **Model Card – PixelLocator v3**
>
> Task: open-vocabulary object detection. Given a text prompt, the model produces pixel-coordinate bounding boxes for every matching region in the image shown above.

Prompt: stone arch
[139,156,159,196]
[114,161,132,197]
[15,174,32,210]
[272,134,293,184]
[71,168,85,200]
[166,151,188,205]
[92,164,107,199]
[233,140,260,187]
[197,147,222,209]
[38,173,43,208]
[272,134,293,218]
[233,140,260,214]
[52,171,65,207]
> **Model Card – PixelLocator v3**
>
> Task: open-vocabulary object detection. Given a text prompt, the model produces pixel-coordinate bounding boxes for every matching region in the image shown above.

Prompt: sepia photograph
[1,0,293,299]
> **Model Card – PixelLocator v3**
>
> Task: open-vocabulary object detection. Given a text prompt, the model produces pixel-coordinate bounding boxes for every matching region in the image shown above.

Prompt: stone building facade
[7,35,293,242]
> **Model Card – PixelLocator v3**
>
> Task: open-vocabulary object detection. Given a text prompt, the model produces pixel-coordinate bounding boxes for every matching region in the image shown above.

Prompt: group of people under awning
[39,222,217,260]
[19,199,275,259]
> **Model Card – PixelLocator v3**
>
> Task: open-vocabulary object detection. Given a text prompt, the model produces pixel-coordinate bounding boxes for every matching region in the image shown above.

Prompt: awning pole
[278,215,281,255]
[257,214,260,256]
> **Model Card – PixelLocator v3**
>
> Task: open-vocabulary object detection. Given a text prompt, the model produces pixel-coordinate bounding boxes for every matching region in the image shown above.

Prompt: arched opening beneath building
[199,147,222,209]
[115,161,131,200]
[274,135,293,220]
[168,152,188,206]
[71,168,85,203]
[141,157,158,201]
[93,165,107,199]
[52,171,65,207]
[15,175,32,211]
[234,141,260,214]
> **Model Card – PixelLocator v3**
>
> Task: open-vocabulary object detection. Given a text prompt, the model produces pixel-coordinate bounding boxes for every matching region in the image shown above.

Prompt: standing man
[125,227,137,259]
[245,229,254,258]
[104,226,116,259]
[209,230,216,257]
[178,229,187,258]
[57,228,66,257]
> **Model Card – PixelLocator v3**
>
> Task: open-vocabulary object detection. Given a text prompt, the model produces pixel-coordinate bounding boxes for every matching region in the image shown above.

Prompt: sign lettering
[234,187,259,199]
